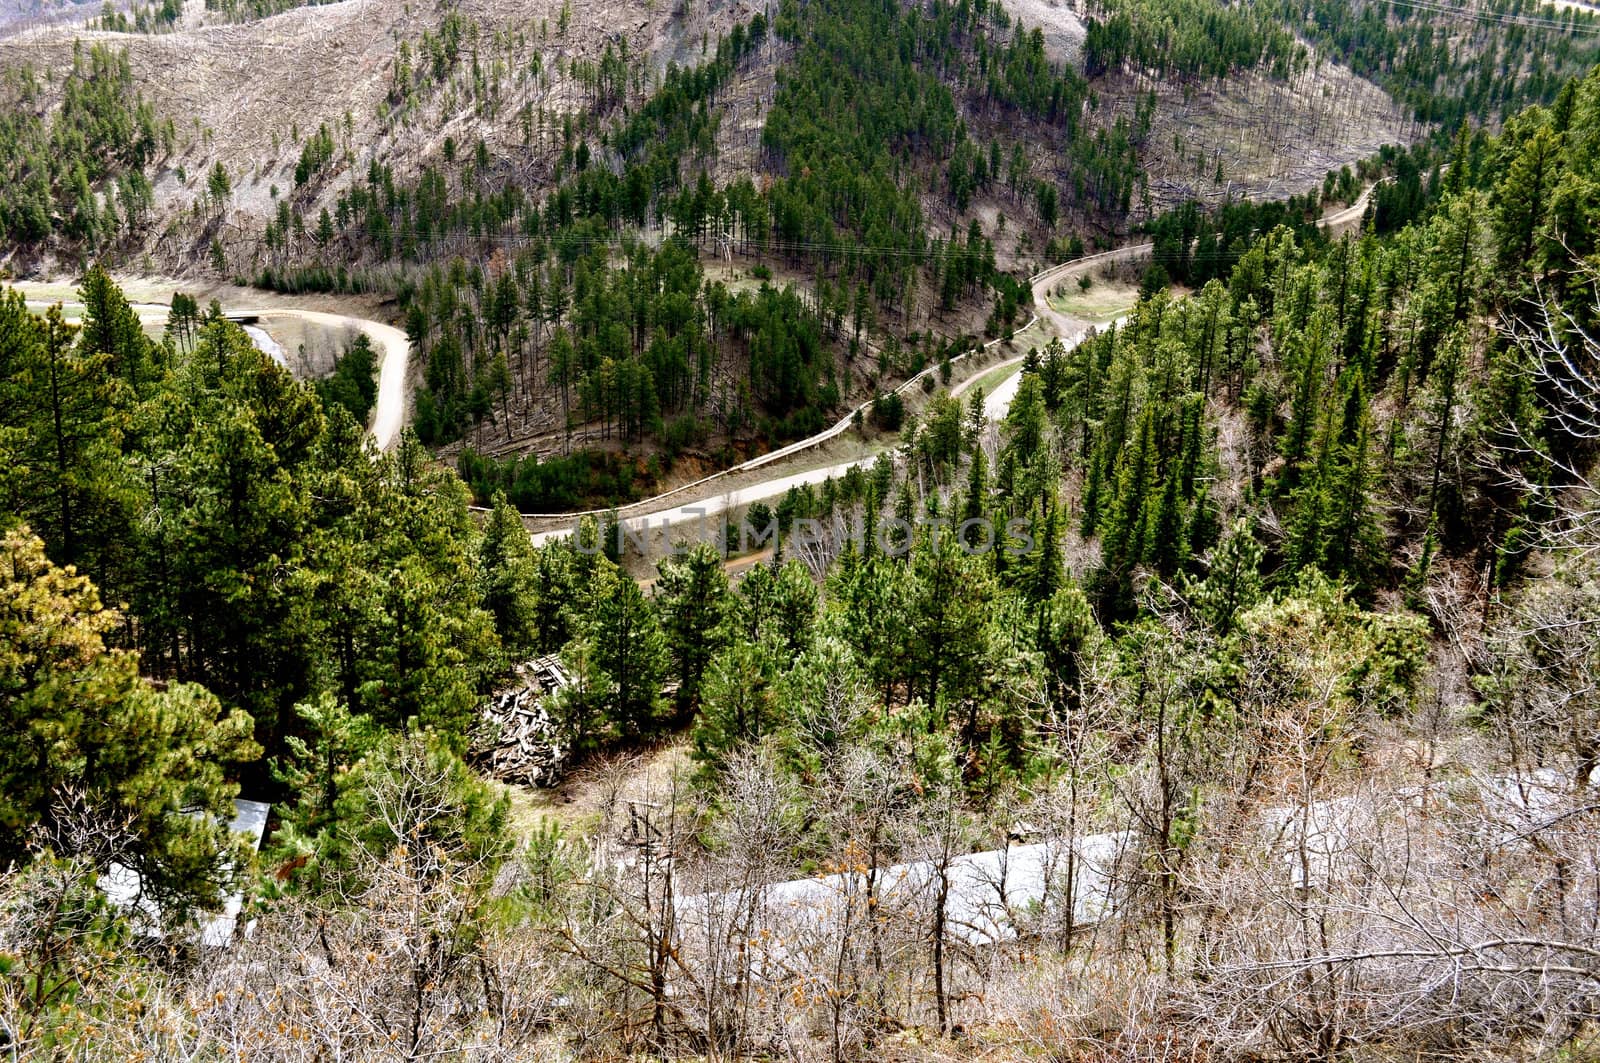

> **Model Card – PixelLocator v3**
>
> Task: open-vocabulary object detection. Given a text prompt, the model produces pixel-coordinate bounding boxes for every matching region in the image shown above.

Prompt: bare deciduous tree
[1497,274,1600,557]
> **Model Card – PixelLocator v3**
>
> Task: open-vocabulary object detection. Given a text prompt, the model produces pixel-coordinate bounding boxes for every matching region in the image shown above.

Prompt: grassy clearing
[17,284,170,339]
[1048,276,1140,322]
[501,740,692,840]
[1007,313,1052,351]
[963,359,1026,400]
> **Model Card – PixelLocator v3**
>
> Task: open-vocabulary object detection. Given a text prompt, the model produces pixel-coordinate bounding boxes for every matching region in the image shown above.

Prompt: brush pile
[471,656,574,787]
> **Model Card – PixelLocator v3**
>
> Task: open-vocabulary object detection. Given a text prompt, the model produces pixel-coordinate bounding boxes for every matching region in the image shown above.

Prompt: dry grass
[500,737,693,840]
[1048,275,1140,323]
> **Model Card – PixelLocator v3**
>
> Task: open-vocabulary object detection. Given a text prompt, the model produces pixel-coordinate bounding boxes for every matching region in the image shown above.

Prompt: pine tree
[273,691,381,864]
[78,263,156,400]
[1422,327,1466,538]
[587,562,668,739]
[1101,408,1158,577]
[207,161,231,212]
[1027,499,1063,606]
[479,491,540,656]
[150,322,325,751]
[1183,518,1263,634]
[550,635,612,755]
[1145,472,1187,579]
[0,525,259,911]
[7,299,138,602]
[1003,375,1048,464]
[532,539,578,653]
[1431,191,1482,331]
[690,640,778,778]
[1280,307,1333,481]
[1319,376,1385,591]
[1288,373,1384,592]
[329,730,510,881]
[906,530,995,723]
[655,542,733,717]
[961,450,989,550]
[830,554,912,706]
[1036,581,1101,719]
[1080,448,1105,537]
[964,387,986,451]
[360,436,498,742]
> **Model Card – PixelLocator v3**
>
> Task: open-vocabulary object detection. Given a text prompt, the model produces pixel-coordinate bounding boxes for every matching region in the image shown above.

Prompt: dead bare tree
[803,743,923,1059]
[0,793,143,1058]
[1478,561,1600,789]
[182,737,537,1061]
[1497,272,1600,557]
[542,761,703,1057]
[1110,620,1217,972]
[674,749,803,1056]
[1178,774,1600,1061]
[1022,636,1120,958]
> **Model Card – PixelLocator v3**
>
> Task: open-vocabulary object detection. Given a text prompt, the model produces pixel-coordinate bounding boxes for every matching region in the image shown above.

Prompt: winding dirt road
[232,307,411,451]
[520,186,1379,550]
[11,185,1372,533]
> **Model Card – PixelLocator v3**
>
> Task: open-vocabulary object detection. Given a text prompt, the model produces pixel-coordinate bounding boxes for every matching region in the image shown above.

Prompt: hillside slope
[0,0,1402,276]
[0,0,768,272]
[10,0,1587,513]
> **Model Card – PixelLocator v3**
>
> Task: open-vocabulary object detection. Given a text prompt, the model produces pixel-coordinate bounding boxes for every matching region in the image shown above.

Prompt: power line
[271,183,1332,261]
[1275,0,1600,37]
[292,228,1038,262]
[55,0,1600,48]
[1373,0,1600,35]
[262,209,1337,270]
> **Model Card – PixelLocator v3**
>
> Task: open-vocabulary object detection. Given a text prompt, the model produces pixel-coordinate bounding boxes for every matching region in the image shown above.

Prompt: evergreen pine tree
[655,542,733,717]
[1,525,260,911]
[479,491,541,657]
[587,562,668,739]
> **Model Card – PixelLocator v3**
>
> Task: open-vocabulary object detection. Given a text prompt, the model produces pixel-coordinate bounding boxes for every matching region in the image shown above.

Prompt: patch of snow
[100,798,271,949]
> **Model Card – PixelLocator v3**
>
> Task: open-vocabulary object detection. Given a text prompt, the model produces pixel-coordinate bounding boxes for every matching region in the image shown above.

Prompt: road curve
[13,283,412,453]
[957,316,1132,425]
[14,186,1375,536]
[502,310,1040,525]
[528,455,876,548]
[526,313,1112,549]
[232,308,411,451]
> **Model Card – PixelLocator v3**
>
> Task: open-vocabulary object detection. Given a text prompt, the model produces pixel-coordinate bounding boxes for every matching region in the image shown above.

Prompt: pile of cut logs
[470,656,574,788]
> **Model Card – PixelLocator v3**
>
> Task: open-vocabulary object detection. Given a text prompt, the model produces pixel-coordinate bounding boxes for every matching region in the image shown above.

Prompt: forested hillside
[1084,0,1307,80]
[291,0,1099,476]
[4,47,1600,1056]
[0,43,169,247]
[14,0,1569,500]
[232,0,1048,490]
[1271,0,1600,124]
